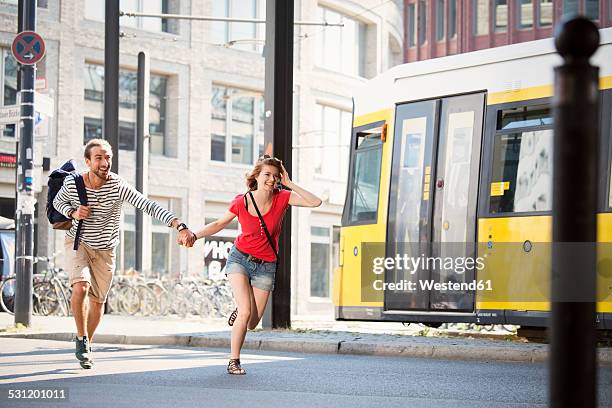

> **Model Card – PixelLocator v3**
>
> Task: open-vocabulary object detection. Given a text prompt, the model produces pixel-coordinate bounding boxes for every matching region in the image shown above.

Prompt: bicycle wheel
[211,285,236,317]
[106,283,121,314]
[135,284,157,316]
[33,281,58,315]
[51,278,70,316]
[118,284,141,315]
[147,282,170,316]
[0,276,16,315]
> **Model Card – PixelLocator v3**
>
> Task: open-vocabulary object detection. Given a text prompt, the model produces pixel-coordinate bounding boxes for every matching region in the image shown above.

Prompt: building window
[473,0,490,35]
[212,0,265,52]
[84,118,103,141]
[232,96,254,165]
[316,6,366,77]
[538,0,553,26]
[149,76,167,155]
[310,226,340,298]
[310,227,330,298]
[562,0,602,21]
[418,0,427,44]
[313,104,351,180]
[83,63,168,155]
[563,0,579,16]
[85,0,170,33]
[436,0,445,41]
[118,209,136,272]
[408,3,416,47]
[518,0,534,29]
[585,0,599,19]
[117,197,178,277]
[211,85,264,165]
[449,0,457,38]
[1,50,17,139]
[1,0,47,7]
[0,197,15,219]
[150,196,175,276]
[495,0,508,32]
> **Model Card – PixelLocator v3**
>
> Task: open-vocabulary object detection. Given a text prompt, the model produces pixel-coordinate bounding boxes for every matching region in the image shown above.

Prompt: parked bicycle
[103,272,235,318]
[0,253,70,316]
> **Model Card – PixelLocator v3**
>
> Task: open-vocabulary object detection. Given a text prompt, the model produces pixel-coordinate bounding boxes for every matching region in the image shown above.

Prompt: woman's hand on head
[280,162,291,187]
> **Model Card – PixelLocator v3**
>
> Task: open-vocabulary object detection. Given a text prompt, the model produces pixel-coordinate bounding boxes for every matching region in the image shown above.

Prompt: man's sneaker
[79,359,93,369]
[75,336,93,369]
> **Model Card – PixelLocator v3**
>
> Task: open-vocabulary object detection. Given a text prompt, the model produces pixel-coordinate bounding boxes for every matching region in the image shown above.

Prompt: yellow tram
[333,27,612,330]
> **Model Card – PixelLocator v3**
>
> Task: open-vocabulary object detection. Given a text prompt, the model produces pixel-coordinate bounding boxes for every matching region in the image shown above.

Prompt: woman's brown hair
[245,155,282,191]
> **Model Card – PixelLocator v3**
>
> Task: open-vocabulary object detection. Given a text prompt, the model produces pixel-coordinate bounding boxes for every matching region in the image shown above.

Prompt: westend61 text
[372,279,493,292]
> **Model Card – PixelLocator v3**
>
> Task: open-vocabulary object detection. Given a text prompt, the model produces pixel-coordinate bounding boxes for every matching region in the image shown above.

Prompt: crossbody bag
[244,191,279,268]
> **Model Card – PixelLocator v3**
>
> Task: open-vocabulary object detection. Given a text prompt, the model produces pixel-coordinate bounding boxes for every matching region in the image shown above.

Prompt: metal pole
[14,0,36,327]
[263,0,293,329]
[135,52,149,273]
[105,0,120,173]
[550,17,600,408]
[17,0,24,87]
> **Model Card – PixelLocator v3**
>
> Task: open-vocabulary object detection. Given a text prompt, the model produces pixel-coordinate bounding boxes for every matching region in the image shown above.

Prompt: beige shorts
[64,237,116,303]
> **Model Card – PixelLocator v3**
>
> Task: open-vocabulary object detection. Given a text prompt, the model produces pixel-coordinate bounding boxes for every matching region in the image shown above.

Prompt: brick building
[403,0,612,61]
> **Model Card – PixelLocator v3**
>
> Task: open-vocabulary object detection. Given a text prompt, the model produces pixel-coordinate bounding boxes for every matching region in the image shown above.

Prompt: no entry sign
[12,31,46,65]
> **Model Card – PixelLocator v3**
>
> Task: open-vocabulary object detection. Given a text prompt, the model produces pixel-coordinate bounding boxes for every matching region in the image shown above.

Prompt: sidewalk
[1,313,610,365]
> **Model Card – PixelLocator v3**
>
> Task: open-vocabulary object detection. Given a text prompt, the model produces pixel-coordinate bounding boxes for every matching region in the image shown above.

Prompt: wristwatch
[176,222,188,232]
[67,209,76,219]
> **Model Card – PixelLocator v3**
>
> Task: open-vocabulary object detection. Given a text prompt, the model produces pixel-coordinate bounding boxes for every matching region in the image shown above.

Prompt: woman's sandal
[227,358,246,375]
[228,308,238,326]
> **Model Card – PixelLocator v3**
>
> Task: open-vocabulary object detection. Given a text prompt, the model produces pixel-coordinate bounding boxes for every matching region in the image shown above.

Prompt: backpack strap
[72,174,88,251]
[246,191,279,261]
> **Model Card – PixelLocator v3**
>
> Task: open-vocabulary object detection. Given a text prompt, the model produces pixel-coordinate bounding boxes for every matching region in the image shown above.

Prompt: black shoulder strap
[74,174,88,206]
[246,191,278,260]
[72,174,88,251]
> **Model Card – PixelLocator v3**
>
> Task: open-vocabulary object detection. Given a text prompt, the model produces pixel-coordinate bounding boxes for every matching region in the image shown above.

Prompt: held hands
[177,229,197,248]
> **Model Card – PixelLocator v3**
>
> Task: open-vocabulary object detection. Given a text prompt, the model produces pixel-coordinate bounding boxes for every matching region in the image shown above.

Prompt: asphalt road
[0,338,610,408]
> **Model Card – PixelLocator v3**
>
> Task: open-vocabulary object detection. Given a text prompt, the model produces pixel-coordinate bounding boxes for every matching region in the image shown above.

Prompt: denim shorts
[225,245,277,292]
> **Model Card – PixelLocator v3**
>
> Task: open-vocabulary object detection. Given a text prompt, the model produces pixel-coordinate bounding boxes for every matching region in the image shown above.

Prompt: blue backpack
[46,160,88,250]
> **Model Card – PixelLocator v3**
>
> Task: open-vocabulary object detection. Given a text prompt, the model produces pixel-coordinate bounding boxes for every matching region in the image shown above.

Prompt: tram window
[357,132,382,149]
[489,129,553,214]
[497,104,552,130]
[348,129,383,224]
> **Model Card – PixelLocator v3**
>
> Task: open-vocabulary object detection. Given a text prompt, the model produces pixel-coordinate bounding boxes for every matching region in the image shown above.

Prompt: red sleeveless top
[228,189,291,262]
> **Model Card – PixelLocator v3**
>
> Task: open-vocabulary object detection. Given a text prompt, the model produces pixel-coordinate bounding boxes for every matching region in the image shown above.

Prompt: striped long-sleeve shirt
[53,172,176,250]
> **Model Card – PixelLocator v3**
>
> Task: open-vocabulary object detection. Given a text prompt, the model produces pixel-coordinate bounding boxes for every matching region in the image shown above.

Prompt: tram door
[384,93,484,312]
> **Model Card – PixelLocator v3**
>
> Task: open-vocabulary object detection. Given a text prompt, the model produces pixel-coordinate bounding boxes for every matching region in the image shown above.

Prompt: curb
[2,332,610,366]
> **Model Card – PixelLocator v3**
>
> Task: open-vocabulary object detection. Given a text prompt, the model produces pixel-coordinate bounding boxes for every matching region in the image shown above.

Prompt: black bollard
[550,17,600,408]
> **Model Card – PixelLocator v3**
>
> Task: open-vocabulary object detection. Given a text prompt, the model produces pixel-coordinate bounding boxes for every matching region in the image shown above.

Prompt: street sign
[35,92,54,117]
[11,31,46,65]
[0,105,20,125]
[35,77,47,90]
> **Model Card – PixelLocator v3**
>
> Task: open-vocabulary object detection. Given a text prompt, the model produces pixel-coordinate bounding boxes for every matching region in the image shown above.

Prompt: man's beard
[91,168,109,179]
